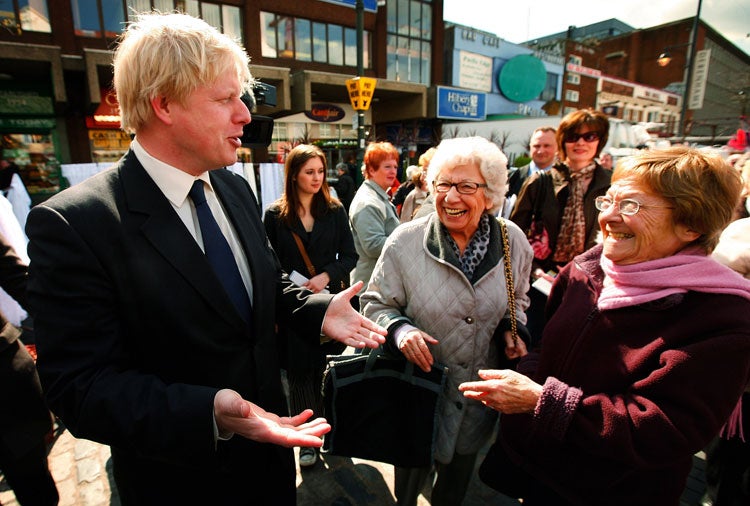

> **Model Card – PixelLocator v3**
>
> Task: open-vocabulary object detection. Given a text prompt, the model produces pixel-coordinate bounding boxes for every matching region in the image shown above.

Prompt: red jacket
[500,245,750,506]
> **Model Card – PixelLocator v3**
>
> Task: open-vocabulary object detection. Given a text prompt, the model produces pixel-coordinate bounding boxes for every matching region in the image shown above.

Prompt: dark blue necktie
[189,180,252,323]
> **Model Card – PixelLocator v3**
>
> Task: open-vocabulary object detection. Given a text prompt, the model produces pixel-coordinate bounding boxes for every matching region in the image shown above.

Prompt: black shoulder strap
[531,171,551,220]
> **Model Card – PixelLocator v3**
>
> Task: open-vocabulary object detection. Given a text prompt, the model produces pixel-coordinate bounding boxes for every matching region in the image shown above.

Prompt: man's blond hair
[113,11,253,133]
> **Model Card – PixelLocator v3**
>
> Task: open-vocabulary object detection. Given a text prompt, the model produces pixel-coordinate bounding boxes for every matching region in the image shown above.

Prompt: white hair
[427,137,509,214]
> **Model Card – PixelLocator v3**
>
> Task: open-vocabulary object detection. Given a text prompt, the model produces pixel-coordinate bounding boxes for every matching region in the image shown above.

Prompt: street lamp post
[355,0,365,185]
[679,0,703,138]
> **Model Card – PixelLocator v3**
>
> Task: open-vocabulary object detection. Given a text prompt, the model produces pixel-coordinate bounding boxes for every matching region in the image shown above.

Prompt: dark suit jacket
[507,164,531,198]
[333,173,355,211]
[26,150,331,505]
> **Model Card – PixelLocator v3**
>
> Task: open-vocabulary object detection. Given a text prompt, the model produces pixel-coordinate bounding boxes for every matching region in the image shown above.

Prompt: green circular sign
[498,54,547,103]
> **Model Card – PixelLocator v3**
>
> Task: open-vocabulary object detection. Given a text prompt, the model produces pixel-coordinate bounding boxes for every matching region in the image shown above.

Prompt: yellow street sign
[345,77,377,111]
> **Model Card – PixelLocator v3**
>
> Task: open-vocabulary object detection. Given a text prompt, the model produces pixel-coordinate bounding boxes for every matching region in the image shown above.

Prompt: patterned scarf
[552,162,597,263]
[445,213,491,281]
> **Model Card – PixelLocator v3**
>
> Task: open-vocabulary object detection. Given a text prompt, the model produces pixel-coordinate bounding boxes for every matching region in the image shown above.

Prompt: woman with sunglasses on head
[509,108,611,343]
[461,146,750,506]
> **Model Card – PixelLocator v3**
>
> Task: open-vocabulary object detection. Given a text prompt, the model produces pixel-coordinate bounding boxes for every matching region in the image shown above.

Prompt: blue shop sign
[319,0,378,12]
[436,87,487,120]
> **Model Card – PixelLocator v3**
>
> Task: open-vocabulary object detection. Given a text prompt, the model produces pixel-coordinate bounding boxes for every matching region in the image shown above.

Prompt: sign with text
[688,49,711,110]
[436,86,487,120]
[319,0,378,12]
[458,50,493,92]
[346,77,377,111]
[566,62,602,78]
[0,90,54,115]
[304,103,346,122]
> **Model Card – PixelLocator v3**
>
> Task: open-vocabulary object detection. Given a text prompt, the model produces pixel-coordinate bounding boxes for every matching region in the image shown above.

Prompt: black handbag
[321,347,448,468]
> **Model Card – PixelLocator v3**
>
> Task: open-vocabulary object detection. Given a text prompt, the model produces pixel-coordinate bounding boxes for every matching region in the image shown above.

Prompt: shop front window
[1,133,61,198]
[89,130,131,164]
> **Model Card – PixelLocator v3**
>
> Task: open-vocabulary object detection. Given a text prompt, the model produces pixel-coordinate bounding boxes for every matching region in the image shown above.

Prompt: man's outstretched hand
[214,389,331,447]
[322,281,386,349]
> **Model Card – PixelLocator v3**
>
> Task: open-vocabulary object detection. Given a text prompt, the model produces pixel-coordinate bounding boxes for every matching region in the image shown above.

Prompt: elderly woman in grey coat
[360,136,533,506]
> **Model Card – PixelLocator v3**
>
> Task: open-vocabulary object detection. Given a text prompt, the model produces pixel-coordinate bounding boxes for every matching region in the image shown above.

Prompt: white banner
[688,49,711,110]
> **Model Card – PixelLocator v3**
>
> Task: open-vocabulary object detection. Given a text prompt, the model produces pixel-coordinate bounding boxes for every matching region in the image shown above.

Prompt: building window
[312,22,327,62]
[540,72,558,101]
[385,0,432,84]
[260,11,370,69]
[566,73,580,85]
[70,1,240,41]
[273,122,288,142]
[568,54,582,66]
[295,18,312,62]
[565,90,579,102]
[1,0,51,33]
[328,24,343,65]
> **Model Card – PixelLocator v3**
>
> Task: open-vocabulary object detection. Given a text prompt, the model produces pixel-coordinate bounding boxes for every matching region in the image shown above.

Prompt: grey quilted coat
[361,213,533,463]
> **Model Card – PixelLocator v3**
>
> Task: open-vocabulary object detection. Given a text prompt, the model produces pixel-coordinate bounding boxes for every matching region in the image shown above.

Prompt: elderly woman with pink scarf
[461,146,750,506]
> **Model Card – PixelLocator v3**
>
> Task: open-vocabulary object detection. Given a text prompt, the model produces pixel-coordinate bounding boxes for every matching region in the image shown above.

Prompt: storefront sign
[86,89,121,129]
[0,90,54,116]
[499,55,547,103]
[0,117,56,131]
[436,86,486,120]
[460,29,501,48]
[458,51,492,92]
[565,62,601,78]
[304,103,346,122]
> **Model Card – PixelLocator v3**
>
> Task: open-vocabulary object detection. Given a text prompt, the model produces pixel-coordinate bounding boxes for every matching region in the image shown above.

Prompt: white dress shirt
[131,139,253,303]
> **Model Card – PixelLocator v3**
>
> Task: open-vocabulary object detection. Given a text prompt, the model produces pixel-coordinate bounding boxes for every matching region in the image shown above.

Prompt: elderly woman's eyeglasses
[564,132,599,143]
[595,196,675,216]
[433,181,488,195]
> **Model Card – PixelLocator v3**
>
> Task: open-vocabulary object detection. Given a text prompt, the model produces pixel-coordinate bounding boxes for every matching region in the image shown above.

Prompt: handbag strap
[291,231,316,277]
[499,218,519,348]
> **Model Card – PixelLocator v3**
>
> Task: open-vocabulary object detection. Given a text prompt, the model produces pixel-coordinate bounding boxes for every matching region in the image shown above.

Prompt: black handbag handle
[364,347,415,378]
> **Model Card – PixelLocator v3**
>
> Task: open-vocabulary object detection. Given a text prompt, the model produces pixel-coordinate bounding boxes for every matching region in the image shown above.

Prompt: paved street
[0,421,519,506]
[0,421,707,505]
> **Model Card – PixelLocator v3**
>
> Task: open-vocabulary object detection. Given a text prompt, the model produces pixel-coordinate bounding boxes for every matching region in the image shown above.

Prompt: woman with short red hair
[349,142,401,296]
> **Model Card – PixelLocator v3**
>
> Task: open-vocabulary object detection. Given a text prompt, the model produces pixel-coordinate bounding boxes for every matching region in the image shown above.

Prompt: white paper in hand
[289,270,329,294]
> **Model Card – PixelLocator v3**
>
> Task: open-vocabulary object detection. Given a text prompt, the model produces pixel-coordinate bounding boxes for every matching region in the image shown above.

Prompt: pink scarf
[598,247,750,311]
[599,248,750,441]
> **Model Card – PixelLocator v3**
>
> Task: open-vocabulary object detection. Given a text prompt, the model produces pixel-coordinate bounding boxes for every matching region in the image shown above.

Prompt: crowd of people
[1,10,749,506]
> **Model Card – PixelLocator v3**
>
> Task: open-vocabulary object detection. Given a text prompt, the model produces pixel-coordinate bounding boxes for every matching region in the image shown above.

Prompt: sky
[442,0,750,57]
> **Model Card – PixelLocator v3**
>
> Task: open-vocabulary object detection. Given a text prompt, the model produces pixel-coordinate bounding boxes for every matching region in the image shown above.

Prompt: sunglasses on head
[564,132,600,143]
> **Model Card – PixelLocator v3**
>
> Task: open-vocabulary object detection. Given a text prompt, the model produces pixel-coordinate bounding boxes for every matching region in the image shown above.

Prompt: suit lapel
[119,152,246,329]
